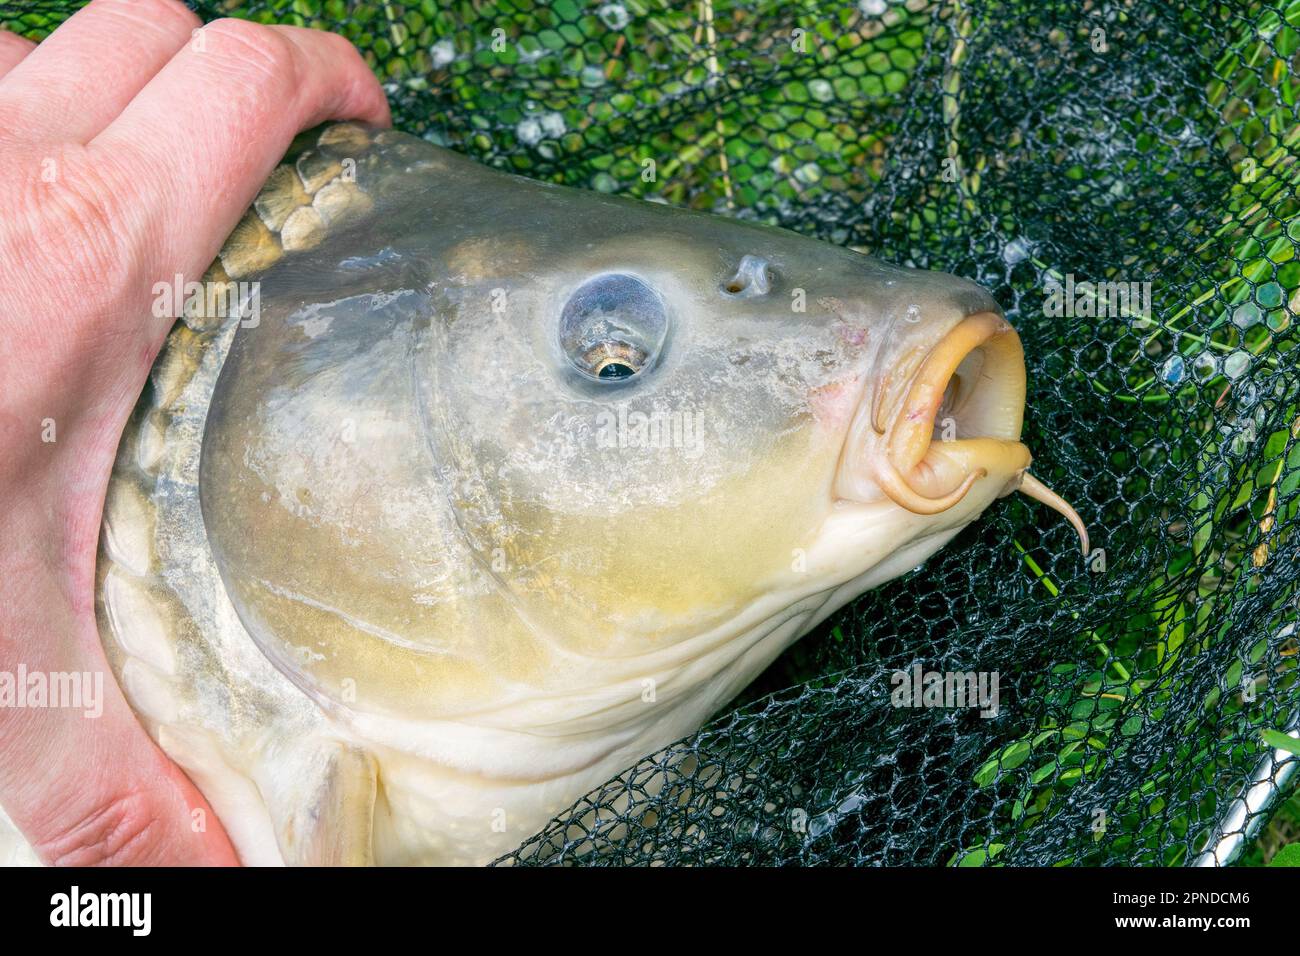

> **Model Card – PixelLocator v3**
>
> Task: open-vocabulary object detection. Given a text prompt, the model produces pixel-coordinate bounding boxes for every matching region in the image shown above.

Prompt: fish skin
[69,124,1028,866]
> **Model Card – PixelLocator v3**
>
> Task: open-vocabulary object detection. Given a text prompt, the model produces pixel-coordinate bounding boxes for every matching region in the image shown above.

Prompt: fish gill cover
[3,0,1298,866]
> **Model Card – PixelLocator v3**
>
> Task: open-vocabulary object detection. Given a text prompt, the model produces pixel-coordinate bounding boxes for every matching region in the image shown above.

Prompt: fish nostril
[722,254,773,297]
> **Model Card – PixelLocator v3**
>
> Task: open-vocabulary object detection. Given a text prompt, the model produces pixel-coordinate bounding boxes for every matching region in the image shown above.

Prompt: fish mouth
[835,311,1090,554]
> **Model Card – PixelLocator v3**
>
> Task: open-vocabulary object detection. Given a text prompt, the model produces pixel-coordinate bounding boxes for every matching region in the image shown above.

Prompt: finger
[0,499,239,865]
[91,18,390,299]
[0,0,200,144]
[0,30,35,80]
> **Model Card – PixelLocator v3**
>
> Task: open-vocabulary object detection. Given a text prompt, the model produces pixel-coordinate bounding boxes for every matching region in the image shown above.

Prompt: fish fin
[153,725,284,865]
[259,740,380,867]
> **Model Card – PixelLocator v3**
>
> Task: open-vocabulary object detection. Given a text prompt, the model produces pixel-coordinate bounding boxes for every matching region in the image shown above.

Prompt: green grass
[955,2,1300,865]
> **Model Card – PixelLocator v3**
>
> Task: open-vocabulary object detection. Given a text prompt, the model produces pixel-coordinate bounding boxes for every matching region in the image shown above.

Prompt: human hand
[0,0,389,864]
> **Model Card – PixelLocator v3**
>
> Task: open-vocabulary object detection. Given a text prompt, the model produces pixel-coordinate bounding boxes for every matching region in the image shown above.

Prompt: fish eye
[559,274,668,383]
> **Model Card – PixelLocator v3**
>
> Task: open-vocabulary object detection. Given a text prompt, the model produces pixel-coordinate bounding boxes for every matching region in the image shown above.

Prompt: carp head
[190,129,1086,861]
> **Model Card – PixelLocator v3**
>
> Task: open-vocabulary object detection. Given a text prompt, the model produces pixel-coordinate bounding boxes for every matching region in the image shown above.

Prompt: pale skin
[0,0,390,864]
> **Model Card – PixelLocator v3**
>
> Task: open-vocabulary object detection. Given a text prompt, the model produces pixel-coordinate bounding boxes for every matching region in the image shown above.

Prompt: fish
[7,122,1088,865]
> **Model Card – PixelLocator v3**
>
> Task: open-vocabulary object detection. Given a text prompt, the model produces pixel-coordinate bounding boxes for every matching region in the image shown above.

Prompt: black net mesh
[3,0,1298,866]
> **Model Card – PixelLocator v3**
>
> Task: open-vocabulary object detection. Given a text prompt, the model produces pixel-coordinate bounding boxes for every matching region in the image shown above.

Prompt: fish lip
[834,310,1032,513]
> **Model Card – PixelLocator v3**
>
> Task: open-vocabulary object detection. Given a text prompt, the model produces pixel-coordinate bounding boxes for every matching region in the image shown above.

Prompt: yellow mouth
[855,312,1090,555]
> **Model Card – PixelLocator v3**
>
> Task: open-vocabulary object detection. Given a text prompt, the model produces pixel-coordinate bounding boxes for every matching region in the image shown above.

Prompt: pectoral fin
[258,740,379,866]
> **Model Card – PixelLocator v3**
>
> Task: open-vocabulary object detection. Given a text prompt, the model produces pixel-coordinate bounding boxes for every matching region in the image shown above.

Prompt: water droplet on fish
[430,39,456,68]
[1257,281,1283,308]
[598,2,629,30]
[1191,352,1217,381]
[1002,236,1034,266]
[540,112,566,138]
[1232,302,1261,329]
[517,117,543,146]
[809,79,834,102]
[794,162,823,185]
[1223,351,1250,380]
